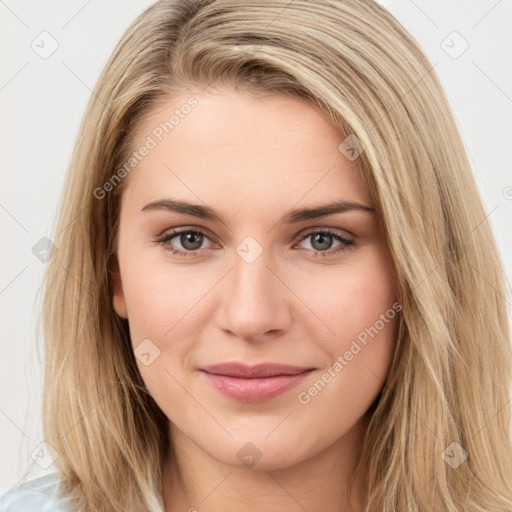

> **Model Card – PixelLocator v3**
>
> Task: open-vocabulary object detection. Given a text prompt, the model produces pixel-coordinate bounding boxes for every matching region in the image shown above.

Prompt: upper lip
[200,363,314,378]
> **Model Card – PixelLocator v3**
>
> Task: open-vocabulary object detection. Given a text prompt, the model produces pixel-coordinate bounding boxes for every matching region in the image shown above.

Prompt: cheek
[119,258,204,403]
[302,249,397,341]
[121,273,171,340]
[118,245,202,337]
[294,256,399,421]
[298,248,399,392]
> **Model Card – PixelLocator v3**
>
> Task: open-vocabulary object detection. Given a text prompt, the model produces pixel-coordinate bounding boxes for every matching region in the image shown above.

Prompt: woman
[2,0,512,511]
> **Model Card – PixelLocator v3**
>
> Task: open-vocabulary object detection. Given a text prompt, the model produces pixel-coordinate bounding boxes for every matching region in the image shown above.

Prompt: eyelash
[155,227,355,259]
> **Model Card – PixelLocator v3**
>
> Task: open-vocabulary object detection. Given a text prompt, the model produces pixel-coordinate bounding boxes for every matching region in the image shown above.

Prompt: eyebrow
[141,198,376,225]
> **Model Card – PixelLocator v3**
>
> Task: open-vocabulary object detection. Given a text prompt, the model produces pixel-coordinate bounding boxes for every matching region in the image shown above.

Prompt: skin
[112,86,399,512]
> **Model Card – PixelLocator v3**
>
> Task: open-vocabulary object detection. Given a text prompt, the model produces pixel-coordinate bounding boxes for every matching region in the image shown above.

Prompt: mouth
[199,363,315,403]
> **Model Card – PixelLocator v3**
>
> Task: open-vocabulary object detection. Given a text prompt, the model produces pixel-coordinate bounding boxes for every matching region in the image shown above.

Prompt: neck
[162,412,371,512]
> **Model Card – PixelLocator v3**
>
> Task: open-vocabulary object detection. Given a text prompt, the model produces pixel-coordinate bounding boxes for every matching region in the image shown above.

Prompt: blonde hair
[40,0,512,510]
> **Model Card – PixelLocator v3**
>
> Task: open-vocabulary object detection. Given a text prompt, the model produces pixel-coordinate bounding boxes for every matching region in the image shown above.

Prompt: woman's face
[112,86,399,469]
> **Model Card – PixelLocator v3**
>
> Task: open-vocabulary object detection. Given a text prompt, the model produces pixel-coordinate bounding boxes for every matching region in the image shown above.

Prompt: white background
[1,0,511,494]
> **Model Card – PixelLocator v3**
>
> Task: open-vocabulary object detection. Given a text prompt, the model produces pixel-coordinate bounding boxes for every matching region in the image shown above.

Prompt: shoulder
[0,473,73,512]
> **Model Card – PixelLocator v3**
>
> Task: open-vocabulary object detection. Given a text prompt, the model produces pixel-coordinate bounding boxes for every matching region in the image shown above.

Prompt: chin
[208,434,314,471]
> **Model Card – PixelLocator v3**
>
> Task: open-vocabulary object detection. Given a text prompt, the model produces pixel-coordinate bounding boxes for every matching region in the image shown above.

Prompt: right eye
[156,227,217,258]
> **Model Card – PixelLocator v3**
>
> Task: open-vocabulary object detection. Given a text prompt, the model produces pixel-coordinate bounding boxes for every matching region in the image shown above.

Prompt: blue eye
[156,227,355,259]
[296,229,354,257]
[156,228,213,258]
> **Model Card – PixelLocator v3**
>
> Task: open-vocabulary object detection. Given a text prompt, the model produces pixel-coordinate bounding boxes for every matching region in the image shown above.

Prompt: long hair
[39,1,512,510]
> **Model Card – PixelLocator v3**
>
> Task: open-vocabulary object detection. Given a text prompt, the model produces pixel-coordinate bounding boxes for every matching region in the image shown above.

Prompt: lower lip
[200,370,313,404]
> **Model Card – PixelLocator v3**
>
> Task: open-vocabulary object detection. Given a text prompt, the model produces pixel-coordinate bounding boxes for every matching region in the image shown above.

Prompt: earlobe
[111,258,128,319]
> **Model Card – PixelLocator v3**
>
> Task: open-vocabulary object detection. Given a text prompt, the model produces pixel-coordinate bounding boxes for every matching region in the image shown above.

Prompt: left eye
[297,230,354,255]
[156,228,354,258]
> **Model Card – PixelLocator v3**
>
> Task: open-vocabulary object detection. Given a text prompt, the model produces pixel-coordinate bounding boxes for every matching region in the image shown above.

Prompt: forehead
[121,87,372,214]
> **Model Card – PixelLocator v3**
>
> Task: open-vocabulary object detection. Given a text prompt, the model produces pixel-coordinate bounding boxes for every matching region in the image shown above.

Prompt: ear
[111,257,128,319]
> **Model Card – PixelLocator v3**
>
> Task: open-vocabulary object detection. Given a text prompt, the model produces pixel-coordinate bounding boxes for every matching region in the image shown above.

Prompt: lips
[199,362,314,403]
[201,362,314,378]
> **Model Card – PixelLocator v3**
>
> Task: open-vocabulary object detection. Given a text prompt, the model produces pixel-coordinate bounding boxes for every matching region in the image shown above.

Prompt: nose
[214,250,293,343]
